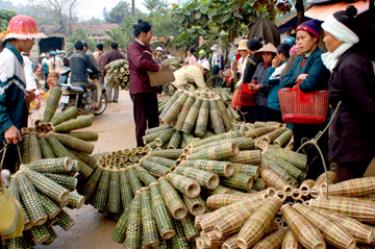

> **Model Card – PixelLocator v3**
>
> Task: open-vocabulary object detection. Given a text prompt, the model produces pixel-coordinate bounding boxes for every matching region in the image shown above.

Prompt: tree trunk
[370,0,374,15]
[295,0,305,26]
[131,0,135,16]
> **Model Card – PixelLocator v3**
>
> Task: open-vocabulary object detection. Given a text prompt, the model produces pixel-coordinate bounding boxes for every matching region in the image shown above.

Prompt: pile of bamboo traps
[83,147,185,217]
[159,89,235,137]
[104,59,130,90]
[111,131,309,247]
[143,125,209,150]
[209,88,232,103]
[2,158,85,249]
[21,87,98,179]
[233,121,294,150]
[196,174,375,249]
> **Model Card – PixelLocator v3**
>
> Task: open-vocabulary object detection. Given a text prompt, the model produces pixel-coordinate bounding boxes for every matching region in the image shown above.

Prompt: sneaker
[112,100,119,103]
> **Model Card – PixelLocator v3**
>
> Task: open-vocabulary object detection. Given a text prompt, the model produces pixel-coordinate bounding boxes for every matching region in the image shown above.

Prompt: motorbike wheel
[94,92,108,116]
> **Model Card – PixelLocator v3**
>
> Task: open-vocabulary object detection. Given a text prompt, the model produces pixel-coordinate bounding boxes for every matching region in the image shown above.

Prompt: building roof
[305,0,370,20]
[39,23,120,36]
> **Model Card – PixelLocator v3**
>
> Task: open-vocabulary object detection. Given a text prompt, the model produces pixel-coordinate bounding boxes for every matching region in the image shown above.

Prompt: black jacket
[69,51,100,83]
[242,54,260,83]
[328,47,375,163]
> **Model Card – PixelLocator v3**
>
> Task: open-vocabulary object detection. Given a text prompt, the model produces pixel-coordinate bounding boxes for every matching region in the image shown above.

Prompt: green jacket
[280,47,330,92]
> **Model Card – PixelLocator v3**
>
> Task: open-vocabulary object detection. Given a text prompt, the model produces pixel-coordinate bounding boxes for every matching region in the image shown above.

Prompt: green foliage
[172,0,292,49]
[0,9,15,31]
[143,0,168,17]
[66,28,95,51]
[104,0,132,24]
[104,0,178,49]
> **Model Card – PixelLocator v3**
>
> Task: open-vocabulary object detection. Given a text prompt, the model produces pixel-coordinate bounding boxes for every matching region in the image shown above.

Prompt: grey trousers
[106,84,119,101]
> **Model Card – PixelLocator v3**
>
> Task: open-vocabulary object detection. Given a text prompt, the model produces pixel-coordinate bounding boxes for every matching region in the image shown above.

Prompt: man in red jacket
[127,20,160,147]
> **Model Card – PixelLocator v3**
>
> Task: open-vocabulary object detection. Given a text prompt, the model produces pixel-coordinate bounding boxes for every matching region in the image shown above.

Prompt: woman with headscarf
[322,6,375,182]
[279,19,331,179]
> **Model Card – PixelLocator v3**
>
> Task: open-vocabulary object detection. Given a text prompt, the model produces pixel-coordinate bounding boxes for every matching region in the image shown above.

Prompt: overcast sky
[11,0,185,20]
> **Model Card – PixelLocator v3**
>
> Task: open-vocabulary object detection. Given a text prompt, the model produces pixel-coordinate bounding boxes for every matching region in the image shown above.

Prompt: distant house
[39,23,120,42]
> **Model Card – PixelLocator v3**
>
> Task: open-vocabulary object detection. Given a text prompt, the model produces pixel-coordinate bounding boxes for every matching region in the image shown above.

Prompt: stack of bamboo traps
[178,131,265,194]
[2,157,85,249]
[20,87,98,179]
[83,147,185,217]
[104,59,130,90]
[209,88,232,103]
[209,87,240,121]
[159,89,235,137]
[111,131,301,247]
[196,175,375,249]
[233,121,294,150]
[82,147,150,216]
[143,125,215,150]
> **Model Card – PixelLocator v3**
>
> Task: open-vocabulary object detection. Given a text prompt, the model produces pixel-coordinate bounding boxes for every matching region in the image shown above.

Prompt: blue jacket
[0,43,28,141]
[265,66,282,110]
[280,47,330,91]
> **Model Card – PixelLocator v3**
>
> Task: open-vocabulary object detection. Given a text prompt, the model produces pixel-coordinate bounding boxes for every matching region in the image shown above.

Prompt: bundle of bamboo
[2,158,84,249]
[104,59,129,90]
[83,147,150,216]
[194,175,375,249]
[20,87,98,179]
[233,121,293,149]
[159,89,233,137]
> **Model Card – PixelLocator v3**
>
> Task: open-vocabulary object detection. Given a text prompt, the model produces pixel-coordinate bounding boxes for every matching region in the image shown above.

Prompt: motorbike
[58,67,108,116]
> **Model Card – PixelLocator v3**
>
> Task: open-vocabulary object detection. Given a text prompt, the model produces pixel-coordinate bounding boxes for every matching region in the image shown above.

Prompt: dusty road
[35,91,136,249]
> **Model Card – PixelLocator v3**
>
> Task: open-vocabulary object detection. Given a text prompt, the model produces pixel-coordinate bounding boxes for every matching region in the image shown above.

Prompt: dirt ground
[35,91,136,249]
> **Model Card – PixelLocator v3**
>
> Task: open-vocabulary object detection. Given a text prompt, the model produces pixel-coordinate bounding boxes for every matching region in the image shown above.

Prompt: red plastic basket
[231,83,257,109]
[278,82,329,124]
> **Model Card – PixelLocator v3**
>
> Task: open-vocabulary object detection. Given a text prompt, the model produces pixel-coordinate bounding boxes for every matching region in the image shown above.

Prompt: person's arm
[341,62,375,115]
[128,46,159,72]
[192,67,207,89]
[299,56,330,92]
[0,62,21,144]
[265,67,277,87]
[279,57,300,88]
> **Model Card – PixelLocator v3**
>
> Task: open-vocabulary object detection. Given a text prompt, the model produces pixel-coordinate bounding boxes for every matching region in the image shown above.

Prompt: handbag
[0,145,24,239]
[238,82,257,107]
[143,50,175,87]
[147,65,175,87]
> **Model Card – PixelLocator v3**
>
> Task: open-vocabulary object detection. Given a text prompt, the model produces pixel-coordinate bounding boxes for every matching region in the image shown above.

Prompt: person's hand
[25,89,36,104]
[253,84,262,91]
[4,126,22,145]
[272,56,281,68]
[297,74,308,82]
[249,83,256,90]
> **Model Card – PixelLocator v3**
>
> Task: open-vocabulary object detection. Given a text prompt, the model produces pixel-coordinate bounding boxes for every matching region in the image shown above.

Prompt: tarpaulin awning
[305,0,370,20]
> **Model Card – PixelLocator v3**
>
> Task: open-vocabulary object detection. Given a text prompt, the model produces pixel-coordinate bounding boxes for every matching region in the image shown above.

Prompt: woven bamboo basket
[149,182,176,240]
[159,178,188,220]
[252,228,287,249]
[281,230,301,249]
[311,207,375,244]
[237,197,282,249]
[280,204,326,249]
[214,199,266,239]
[294,203,356,249]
